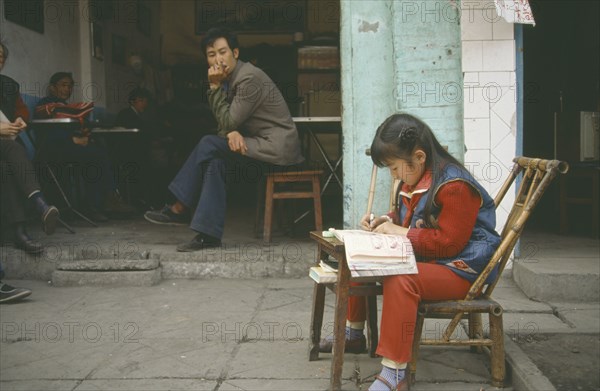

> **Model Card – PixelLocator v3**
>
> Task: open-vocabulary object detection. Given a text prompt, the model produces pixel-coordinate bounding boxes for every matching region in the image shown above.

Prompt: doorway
[522,0,599,235]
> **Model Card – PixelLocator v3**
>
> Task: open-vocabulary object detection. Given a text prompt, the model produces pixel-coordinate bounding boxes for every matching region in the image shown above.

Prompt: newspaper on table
[331,229,418,278]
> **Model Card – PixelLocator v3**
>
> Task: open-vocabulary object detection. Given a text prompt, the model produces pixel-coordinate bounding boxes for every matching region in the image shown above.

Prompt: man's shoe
[14,231,44,254]
[41,206,60,235]
[0,282,32,303]
[176,234,221,252]
[144,206,188,226]
[319,335,367,354]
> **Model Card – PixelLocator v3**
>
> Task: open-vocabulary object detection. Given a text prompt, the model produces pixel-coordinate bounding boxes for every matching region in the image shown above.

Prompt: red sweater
[390,172,481,260]
[15,95,30,122]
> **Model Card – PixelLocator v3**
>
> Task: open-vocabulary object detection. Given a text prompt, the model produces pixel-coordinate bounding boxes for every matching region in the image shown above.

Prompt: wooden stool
[263,170,323,243]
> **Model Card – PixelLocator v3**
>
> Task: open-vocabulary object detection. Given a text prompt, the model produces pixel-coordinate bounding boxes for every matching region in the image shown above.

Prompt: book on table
[331,229,418,278]
[309,266,337,283]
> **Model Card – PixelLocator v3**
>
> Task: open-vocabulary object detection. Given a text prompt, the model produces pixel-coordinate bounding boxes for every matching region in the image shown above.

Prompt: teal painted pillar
[341,0,463,227]
[340,0,396,228]
[392,0,464,160]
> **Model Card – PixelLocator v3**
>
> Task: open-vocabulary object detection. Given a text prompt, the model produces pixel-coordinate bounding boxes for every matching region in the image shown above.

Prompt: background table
[293,117,342,192]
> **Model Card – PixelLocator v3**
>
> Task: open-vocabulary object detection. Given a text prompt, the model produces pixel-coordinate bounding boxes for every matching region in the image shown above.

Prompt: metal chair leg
[45,163,98,229]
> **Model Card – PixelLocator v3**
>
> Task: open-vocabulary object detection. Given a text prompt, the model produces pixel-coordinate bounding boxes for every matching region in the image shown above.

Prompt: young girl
[320,113,501,391]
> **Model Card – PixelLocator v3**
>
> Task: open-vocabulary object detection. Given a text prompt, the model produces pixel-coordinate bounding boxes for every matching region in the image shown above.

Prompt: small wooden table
[309,231,382,391]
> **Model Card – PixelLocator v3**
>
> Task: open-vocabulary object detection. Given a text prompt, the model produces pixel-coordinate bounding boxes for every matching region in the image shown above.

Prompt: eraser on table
[322,231,335,238]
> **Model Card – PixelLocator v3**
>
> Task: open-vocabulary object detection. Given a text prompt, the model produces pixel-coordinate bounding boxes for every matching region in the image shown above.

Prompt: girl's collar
[400,170,432,198]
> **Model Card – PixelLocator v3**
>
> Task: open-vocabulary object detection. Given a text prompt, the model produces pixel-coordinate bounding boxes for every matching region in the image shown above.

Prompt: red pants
[347,262,471,363]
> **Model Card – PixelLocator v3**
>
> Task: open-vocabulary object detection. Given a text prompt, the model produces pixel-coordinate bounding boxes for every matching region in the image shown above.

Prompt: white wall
[0,0,83,102]
[461,1,517,232]
[0,0,161,117]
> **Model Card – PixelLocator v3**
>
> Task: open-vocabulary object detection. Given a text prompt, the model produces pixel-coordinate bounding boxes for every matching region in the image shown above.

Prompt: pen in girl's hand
[369,213,375,229]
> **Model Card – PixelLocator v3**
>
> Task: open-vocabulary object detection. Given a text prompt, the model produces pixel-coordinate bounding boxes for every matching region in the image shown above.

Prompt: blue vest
[398,164,501,283]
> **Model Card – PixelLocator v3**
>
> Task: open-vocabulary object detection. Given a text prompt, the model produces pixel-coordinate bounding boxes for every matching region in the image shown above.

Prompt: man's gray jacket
[207,60,304,166]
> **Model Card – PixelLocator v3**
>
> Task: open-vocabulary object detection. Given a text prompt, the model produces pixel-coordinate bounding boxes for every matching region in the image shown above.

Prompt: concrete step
[513,232,599,302]
[52,257,161,287]
[52,268,162,287]
[56,258,159,271]
[157,241,317,279]
[2,239,317,282]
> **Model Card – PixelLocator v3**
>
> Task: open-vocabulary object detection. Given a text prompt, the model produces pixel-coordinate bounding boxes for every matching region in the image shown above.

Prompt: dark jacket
[0,74,22,121]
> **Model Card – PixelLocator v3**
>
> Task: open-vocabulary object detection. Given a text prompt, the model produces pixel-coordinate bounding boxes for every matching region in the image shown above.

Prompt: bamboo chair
[408,157,568,387]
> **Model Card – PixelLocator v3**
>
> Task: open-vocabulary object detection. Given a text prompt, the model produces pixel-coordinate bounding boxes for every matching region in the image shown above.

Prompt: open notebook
[331,229,418,278]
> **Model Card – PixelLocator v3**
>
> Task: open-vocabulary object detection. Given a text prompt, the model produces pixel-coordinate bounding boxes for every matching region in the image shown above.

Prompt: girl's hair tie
[399,127,418,144]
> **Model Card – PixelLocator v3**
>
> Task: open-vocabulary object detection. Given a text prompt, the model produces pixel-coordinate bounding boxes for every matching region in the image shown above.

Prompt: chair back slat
[472,157,568,298]
[493,162,522,208]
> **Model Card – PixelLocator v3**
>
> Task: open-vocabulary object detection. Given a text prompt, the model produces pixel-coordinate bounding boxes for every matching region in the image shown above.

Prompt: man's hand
[0,119,26,137]
[14,117,27,129]
[208,63,227,90]
[72,135,90,146]
[227,131,247,155]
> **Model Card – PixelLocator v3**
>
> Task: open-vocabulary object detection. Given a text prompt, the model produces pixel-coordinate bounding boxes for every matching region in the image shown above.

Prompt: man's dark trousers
[169,135,268,240]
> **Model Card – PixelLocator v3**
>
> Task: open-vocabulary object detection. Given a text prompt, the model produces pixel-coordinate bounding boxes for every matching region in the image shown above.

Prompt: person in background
[1,41,60,254]
[114,87,171,208]
[35,72,134,221]
[144,28,304,252]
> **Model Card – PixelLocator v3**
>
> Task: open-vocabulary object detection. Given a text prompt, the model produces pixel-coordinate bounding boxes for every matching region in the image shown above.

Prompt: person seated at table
[319,114,501,391]
[144,27,304,252]
[114,87,171,208]
[34,72,134,221]
[0,134,60,253]
[1,42,60,253]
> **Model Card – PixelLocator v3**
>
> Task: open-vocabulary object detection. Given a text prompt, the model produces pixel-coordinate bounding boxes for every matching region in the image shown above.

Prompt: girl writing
[320,113,501,390]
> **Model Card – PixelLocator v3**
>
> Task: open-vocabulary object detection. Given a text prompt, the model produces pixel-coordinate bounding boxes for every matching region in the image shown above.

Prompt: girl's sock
[325,326,364,343]
[346,326,364,340]
[369,366,406,391]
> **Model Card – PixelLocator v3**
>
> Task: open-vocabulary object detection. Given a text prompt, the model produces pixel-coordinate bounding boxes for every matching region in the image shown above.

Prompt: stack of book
[309,230,418,283]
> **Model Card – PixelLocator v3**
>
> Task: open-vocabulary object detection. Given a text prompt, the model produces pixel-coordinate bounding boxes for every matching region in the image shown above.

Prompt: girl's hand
[372,221,409,236]
[360,214,389,231]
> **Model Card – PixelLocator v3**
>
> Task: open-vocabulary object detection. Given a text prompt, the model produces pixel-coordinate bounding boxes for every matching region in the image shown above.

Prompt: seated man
[114,87,171,208]
[1,41,59,254]
[145,27,304,252]
[0,135,60,253]
[35,72,134,221]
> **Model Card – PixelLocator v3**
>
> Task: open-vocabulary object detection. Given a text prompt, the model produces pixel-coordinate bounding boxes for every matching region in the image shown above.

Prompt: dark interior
[523,0,599,235]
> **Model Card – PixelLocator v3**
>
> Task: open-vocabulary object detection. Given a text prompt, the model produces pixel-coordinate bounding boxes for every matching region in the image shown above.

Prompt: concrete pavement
[1,212,598,390]
[0,278,497,391]
[1,272,598,391]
